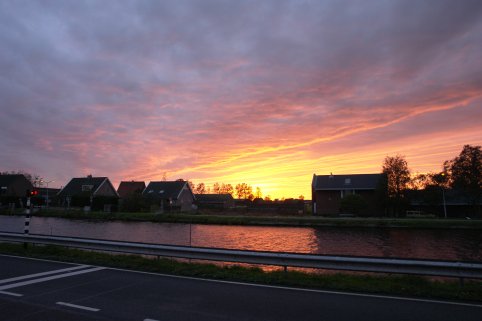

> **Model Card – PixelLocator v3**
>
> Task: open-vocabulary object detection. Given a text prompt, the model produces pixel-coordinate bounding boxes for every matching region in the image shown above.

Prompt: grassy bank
[5,210,482,229]
[0,242,481,302]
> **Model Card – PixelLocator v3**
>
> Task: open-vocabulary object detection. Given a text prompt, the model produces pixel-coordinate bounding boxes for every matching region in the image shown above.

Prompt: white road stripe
[0,290,23,297]
[0,265,90,285]
[0,267,105,291]
[56,301,100,312]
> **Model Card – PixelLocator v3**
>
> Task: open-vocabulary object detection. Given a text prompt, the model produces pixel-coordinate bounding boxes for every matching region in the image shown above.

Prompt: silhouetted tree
[382,155,411,216]
[235,183,253,199]
[411,171,450,217]
[445,145,482,214]
[188,181,195,191]
[255,187,262,199]
[221,183,234,196]
[195,183,206,194]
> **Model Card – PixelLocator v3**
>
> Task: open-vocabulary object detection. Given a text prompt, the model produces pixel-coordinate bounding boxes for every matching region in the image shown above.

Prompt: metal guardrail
[1,231,481,279]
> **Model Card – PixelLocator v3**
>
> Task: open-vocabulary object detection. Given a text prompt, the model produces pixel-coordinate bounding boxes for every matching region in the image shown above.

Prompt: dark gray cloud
[0,0,481,189]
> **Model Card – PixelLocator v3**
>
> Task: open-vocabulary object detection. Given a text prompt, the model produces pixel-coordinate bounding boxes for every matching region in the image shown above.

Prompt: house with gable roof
[0,174,34,198]
[117,181,146,198]
[57,175,119,210]
[143,180,195,212]
[311,173,384,216]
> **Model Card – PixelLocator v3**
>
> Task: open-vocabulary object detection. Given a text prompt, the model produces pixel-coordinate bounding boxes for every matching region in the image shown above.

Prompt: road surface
[0,254,480,321]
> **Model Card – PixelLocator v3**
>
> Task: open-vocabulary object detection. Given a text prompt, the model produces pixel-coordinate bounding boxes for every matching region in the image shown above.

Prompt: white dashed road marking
[56,301,100,312]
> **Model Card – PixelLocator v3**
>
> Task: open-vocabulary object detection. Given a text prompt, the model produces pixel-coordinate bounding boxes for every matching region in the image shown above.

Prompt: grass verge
[0,242,481,302]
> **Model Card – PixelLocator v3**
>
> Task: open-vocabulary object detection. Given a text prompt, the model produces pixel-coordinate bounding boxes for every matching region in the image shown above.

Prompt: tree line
[381,144,481,216]
[188,182,260,201]
[188,181,304,201]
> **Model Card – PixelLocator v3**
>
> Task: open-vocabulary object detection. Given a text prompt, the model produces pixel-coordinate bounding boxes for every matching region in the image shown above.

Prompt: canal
[1,215,481,261]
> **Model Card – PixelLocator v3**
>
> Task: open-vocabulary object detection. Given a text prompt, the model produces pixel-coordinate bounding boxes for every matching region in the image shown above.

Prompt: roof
[143,181,190,199]
[0,174,31,187]
[117,181,146,198]
[58,176,117,197]
[312,173,383,190]
[195,194,234,203]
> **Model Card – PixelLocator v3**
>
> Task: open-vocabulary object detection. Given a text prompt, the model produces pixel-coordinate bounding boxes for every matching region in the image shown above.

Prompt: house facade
[0,174,34,198]
[143,180,195,212]
[57,175,118,210]
[312,173,383,216]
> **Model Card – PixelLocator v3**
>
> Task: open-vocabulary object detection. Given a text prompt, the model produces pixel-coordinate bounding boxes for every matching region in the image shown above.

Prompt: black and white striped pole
[24,190,31,234]
[23,190,31,249]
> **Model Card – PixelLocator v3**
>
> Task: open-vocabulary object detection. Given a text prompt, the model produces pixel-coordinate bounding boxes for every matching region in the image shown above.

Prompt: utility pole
[442,187,447,219]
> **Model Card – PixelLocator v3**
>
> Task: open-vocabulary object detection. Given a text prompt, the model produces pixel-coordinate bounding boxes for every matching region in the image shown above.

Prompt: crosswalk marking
[57,301,100,312]
[0,265,90,285]
[0,290,23,297]
[0,267,105,291]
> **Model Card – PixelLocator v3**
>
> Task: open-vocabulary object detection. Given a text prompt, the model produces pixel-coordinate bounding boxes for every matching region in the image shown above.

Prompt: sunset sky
[1,0,481,199]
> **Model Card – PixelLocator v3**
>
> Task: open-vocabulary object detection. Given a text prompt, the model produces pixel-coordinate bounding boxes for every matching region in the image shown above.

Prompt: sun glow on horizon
[1,1,482,198]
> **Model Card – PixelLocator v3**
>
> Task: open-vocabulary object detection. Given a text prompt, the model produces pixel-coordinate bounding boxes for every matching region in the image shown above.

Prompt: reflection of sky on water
[313,228,482,261]
[1,216,480,261]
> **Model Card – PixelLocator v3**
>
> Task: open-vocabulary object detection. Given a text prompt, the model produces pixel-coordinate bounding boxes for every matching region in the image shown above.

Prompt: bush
[340,194,367,215]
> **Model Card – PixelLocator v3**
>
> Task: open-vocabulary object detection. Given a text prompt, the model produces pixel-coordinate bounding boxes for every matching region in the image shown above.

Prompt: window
[82,185,93,192]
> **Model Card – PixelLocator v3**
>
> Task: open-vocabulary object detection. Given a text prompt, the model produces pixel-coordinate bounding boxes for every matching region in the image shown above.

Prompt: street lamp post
[442,187,447,219]
[44,180,54,208]
[439,172,447,219]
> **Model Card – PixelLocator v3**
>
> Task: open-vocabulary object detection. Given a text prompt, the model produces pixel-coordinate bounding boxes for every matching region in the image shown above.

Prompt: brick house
[311,173,383,216]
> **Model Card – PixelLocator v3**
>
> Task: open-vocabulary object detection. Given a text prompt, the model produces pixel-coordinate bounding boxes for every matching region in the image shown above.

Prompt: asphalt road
[0,255,481,321]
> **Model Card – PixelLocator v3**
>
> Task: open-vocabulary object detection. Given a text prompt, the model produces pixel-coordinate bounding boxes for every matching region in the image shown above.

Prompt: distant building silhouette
[312,173,383,216]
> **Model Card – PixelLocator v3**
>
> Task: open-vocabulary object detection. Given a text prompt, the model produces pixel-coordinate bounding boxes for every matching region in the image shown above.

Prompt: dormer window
[344,178,351,185]
[82,185,93,192]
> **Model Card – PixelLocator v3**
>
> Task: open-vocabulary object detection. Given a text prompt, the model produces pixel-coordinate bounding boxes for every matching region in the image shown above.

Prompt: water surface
[1,215,480,261]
